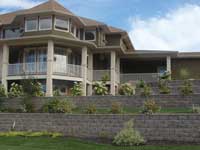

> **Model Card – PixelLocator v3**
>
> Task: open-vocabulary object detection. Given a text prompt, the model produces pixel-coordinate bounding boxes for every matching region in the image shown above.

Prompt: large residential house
[0,0,199,96]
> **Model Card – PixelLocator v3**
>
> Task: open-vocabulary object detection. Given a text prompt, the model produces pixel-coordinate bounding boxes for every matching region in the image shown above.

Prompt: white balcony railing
[93,70,111,81]
[120,73,160,83]
[53,63,82,78]
[8,62,47,76]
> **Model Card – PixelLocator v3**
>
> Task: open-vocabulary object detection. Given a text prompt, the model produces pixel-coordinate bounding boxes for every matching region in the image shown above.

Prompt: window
[55,17,69,31]
[39,17,52,30]
[3,28,21,38]
[25,18,38,32]
[85,31,96,41]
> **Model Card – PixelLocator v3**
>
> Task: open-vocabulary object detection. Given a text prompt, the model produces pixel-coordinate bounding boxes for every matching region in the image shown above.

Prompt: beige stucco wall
[172,58,200,79]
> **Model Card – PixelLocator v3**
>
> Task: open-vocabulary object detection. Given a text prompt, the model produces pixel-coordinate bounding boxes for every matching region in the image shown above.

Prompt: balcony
[120,73,161,83]
[8,62,47,76]
[53,63,83,78]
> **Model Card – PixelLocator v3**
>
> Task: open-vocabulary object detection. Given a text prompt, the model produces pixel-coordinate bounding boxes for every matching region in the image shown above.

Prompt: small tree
[119,83,135,96]
[180,80,193,96]
[113,120,145,146]
[8,83,24,98]
[93,81,108,95]
[70,82,83,96]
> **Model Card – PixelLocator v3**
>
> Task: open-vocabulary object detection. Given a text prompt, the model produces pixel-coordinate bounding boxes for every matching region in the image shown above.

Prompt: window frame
[25,17,38,32]
[84,30,96,41]
[54,17,69,32]
[39,16,52,31]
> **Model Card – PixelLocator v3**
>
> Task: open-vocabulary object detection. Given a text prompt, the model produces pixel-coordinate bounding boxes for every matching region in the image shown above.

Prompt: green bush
[137,80,145,88]
[113,120,145,146]
[71,82,83,96]
[180,80,193,96]
[0,131,62,138]
[119,83,135,96]
[42,98,76,113]
[101,74,110,84]
[0,84,6,97]
[110,102,123,114]
[141,85,152,97]
[85,104,97,114]
[8,83,24,98]
[21,79,44,97]
[93,81,108,95]
[159,80,171,94]
[142,100,161,115]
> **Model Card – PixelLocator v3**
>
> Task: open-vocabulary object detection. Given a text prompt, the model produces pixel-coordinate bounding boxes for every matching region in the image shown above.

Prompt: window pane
[26,19,38,31]
[40,17,52,30]
[55,18,68,31]
[85,31,96,41]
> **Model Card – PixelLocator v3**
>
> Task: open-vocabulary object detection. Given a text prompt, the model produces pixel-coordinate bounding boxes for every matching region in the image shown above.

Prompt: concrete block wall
[0,113,200,143]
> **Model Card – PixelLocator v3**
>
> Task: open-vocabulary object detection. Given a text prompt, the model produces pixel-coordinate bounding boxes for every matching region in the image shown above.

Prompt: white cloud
[0,0,43,10]
[129,4,200,52]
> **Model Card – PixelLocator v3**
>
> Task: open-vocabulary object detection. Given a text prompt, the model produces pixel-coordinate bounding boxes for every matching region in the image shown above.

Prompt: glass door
[37,48,47,74]
[24,48,36,74]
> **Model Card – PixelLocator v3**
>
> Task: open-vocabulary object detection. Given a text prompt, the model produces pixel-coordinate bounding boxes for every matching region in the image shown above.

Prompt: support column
[88,53,93,96]
[1,44,9,93]
[166,56,171,79]
[82,46,88,96]
[110,51,116,95]
[46,40,54,97]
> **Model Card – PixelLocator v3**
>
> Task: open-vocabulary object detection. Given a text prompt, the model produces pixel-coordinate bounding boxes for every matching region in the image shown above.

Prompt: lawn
[73,107,192,114]
[0,137,199,150]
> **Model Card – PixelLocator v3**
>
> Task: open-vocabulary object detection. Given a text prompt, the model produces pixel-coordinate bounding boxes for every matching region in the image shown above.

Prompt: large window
[85,30,96,41]
[39,17,52,30]
[25,18,38,32]
[55,17,69,31]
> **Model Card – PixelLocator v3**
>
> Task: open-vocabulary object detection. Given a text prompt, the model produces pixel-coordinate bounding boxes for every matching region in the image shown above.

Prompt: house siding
[172,58,200,79]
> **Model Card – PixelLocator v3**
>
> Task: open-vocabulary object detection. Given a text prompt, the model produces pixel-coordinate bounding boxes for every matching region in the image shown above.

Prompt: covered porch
[120,56,172,83]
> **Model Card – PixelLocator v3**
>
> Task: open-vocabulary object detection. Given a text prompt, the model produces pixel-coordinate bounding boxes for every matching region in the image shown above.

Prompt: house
[0,0,199,96]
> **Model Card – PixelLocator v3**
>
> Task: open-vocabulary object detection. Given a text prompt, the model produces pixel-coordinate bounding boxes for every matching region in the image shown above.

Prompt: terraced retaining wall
[2,94,200,110]
[0,113,199,143]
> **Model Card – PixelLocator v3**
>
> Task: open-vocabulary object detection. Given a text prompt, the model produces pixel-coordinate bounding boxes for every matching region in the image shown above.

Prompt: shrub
[8,83,24,98]
[160,71,171,80]
[53,89,61,97]
[137,80,145,88]
[93,81,108,95]
[119,83,135,96]
[70,82,83,96]
[101,74,110,84]
[42,98,76,113]
[85,104,97,114]
[21,78,44,97]
[192,105,200,113]
[159,79,171,94]
[110,102,123,114]
[180,80,193,96]
[141,85,152,97]
[113,120,145,146]
[0,84,6,97]
[142,100,161,115]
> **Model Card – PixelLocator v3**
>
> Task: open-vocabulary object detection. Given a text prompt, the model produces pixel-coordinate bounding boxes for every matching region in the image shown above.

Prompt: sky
[1,0,200,52]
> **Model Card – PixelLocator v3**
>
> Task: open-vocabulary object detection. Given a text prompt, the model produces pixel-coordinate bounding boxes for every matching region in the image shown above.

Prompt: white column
[110,51,116,95]
[1,44,9,93]
[88,53,93,96]
[46,40,54,97]
[82,46,88,96]
[166,56,171,72]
